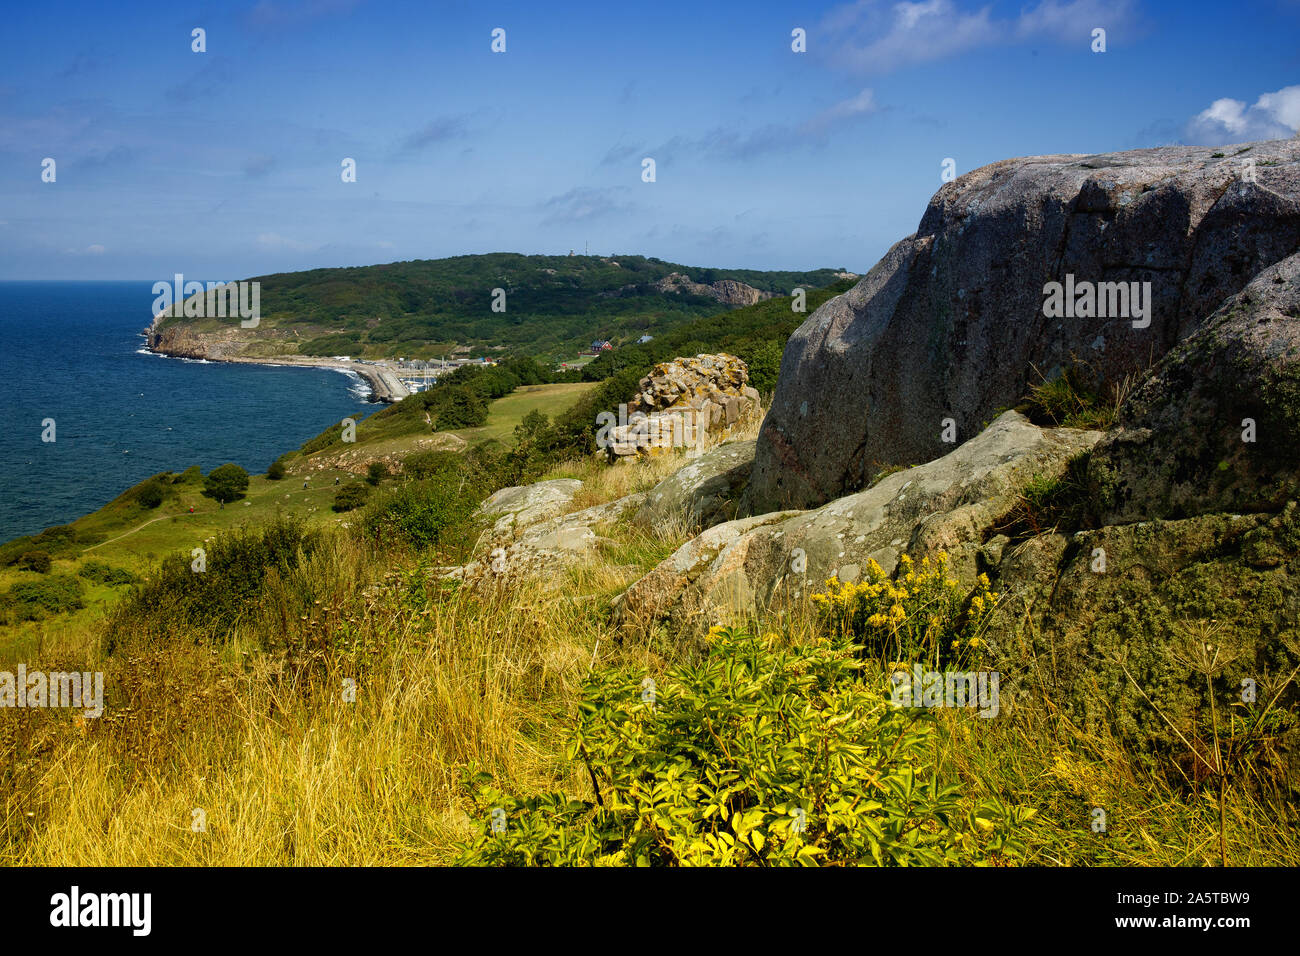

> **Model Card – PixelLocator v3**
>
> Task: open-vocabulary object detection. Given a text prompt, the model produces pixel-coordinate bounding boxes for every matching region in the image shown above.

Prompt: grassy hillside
[154,253,849,361]
[3,420,1295,866]
[0,380,596,653]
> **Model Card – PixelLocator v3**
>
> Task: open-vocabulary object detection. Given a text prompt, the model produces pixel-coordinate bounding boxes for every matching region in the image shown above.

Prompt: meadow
[3,401,1296,866]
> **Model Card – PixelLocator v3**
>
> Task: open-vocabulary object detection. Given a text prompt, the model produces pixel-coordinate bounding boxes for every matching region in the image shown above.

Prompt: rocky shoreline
[143,314,409,403]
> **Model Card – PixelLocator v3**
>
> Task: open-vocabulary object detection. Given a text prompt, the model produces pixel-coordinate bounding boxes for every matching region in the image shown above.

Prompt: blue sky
[1,0,1297,280]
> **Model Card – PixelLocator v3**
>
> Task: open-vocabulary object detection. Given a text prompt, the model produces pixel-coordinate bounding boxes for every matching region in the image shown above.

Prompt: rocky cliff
[746,140,1300,514]
[651,273,773,306]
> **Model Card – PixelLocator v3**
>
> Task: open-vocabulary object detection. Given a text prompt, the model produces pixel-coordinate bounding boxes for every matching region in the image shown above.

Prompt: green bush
[0,525,97,566]
[332,482,371,512]
[77,560,136,587]
[17,551,52,574]
[4,574,84,621]
[105,514,319,648]
[431,386,488,430]
[458,627,1031,866]
[361,478,479,553]
[175,465,202,484]
[203,463,250,506]
[366,461,389,486]
[135,479,165,509]
[402,450,463,481]
[267,458,287,480]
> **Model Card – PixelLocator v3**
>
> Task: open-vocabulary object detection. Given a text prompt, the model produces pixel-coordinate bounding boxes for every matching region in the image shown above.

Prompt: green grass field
[0,381,596,655]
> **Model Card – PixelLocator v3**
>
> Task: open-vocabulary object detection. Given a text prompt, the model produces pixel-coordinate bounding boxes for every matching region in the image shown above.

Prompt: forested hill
[153,253,851,360]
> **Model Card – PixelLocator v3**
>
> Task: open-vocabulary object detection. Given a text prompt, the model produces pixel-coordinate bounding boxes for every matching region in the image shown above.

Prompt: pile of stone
[601,353,761,462]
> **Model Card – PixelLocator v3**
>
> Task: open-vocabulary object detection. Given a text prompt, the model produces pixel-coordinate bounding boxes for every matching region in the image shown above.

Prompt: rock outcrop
[602,354,761,461]
[455,482,647,582]
[617,411,1101,629]
[1088,251,1300,523]
[477,479,584,536]
[988,504,1300,780]
[746,140,1300,514]
[634,439,757,531]
[652,273,772,306]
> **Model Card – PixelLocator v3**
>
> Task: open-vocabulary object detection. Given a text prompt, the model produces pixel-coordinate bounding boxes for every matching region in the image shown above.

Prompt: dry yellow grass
[4,425,1297,866]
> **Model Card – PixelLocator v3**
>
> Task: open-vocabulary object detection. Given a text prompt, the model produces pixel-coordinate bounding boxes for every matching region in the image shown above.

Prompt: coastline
[202,354,412,403]
[143,314,410,403]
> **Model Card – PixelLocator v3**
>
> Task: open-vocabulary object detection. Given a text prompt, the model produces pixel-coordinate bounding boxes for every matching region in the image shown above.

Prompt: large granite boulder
[635,439,756,531]
[477,479,583,536]
[617,411,1100,630]
[1089,251,1300,523]
[746,140,1300,513]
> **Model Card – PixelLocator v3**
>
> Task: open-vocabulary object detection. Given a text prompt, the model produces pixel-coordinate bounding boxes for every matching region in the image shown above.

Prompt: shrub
[402,450,462,481]
[135,479,165,509]
[105,514,319,648]
[203,463,250,506]
[431,385,488,431]
[5,574,84,620]
[458,627,1031,866]
[366,461,389,486]
[360,478,479,553]
[267,458,287,480]
[77,560,135,587]
[333,482,371,512]
[812,552,998,667]
[175,465,202,484]
[17,551,52,574]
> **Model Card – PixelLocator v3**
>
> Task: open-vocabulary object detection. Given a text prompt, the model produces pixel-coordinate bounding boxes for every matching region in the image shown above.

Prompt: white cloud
[821,0,1136,74]
[86,244,105,255]
[1185,85,1300,145]
[256,232,319,251]
[1014,0,1132,42]
[801,88,880,135]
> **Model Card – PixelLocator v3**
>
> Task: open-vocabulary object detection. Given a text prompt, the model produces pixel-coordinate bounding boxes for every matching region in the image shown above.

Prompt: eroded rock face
[652,273,772,306]
[617,411,1101,629]
[1089,251,1300,523]
[746,140,1300,514]
[603,354,761,461]
[635,440,756,531]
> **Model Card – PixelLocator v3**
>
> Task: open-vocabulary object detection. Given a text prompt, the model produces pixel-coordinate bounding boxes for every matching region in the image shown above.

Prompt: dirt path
[79,486,325,553]
[80,510,213,552]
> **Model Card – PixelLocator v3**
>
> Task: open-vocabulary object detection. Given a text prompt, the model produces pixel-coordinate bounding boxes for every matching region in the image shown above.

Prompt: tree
[432,385,489,430]
[267,458,287,481]
[332,482,371,512]
[203,463,250,506]
[135,479,165,509]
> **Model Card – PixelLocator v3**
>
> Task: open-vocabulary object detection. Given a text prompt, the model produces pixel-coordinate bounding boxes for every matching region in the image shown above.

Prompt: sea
[0,281,375,542]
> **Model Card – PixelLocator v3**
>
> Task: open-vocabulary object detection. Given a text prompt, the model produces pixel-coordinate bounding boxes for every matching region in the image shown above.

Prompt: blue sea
[0,281,375,542]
